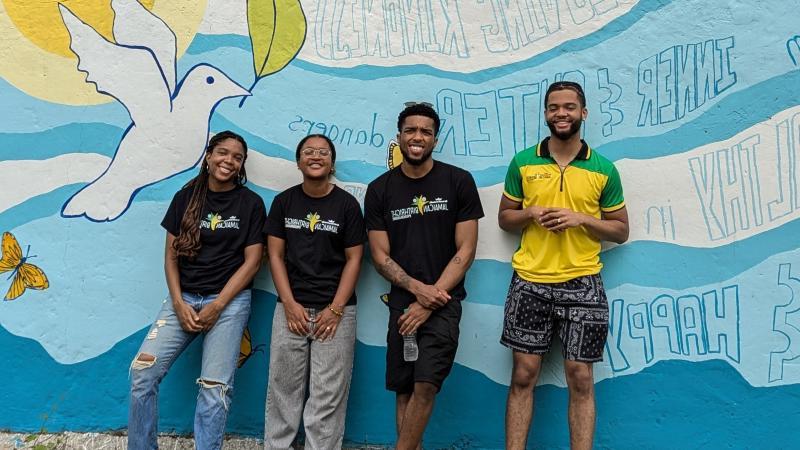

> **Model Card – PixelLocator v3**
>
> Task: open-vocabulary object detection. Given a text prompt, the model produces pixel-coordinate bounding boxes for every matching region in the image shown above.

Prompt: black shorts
[386,299,461,393]
[500,272,609,362]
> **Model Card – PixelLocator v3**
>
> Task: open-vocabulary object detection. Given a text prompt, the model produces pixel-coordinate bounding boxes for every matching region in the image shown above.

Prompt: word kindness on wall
[302,0,637,70]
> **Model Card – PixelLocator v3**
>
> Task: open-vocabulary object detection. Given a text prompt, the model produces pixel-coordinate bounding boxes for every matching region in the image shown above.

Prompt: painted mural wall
[2,0,799,447]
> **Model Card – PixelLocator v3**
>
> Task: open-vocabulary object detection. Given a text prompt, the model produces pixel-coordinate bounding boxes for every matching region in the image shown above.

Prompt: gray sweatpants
[264,303,357,450]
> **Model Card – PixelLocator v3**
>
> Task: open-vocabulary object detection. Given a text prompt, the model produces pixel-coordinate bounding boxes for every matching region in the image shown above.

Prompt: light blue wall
[2,0,799,448]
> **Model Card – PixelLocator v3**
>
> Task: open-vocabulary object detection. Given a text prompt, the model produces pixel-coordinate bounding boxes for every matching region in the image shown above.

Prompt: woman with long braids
[264,134,365,449]
[128,130,266,450]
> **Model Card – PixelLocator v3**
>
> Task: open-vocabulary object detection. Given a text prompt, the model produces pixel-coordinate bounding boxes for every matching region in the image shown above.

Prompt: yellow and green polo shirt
[503,138,625,283]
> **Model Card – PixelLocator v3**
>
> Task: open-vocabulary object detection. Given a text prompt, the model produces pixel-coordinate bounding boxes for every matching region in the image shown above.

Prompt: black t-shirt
[161,184,266,294]
[364,161,484,309]
[265,184,366,308]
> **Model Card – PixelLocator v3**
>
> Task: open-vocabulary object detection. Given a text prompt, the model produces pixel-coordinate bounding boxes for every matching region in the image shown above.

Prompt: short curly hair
[397,103,440,136]
[544,81,586,108]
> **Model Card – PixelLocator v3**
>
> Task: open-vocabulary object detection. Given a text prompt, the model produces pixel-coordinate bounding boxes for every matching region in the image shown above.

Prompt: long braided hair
[173,130,249,259]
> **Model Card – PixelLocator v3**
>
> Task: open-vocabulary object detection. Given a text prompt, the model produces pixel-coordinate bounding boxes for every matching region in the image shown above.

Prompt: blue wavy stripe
[0,123,124,161]
[466,219,800,303]
[0,185,82,231]
[186,0,672,83]
[444,69,800,180]
[2,182,794,297]
[186,33,251,55]
[211,115,294,159]
[0,115,500,189]
[211,115,389,183]
[0,287,795,449]
[3,176,795,297]
[4,59,797,189]
[599,220,800,289]
[596,69,800,161]
[0,78,129,133]
[214,70,800,188]
[214,114,511,186]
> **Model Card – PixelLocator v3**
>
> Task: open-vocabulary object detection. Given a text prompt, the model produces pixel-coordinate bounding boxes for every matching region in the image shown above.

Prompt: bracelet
[328,304,344,317]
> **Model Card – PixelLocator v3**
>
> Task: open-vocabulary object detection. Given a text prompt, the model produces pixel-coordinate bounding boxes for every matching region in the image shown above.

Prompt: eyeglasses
[300,147,331,157]
[404,101,434,108]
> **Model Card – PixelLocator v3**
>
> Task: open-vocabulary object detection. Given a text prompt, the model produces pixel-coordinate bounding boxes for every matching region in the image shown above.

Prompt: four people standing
[129,84,626,448]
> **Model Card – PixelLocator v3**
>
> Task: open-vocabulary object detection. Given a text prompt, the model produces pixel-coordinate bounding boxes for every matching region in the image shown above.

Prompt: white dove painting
[58,0,250,222]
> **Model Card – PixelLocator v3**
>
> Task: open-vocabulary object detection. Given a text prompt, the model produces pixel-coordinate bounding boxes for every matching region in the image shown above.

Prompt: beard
[546,118,583,140]
[400,146,434,166]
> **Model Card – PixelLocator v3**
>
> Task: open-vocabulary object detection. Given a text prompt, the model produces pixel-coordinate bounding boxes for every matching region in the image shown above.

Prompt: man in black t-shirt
[365,103,484,450]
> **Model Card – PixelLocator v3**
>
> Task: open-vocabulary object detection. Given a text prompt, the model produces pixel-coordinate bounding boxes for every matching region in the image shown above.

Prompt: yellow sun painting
[0,0,208,105]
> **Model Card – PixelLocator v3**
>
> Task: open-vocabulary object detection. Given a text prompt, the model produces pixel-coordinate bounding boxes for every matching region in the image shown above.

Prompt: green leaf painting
[241,0,307,106]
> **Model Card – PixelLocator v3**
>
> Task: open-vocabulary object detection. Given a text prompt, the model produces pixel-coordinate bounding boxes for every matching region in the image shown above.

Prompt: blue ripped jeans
[128,291,251,450]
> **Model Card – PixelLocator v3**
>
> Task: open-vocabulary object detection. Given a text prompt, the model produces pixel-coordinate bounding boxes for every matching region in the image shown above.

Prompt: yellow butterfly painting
[0,232,49,301]
[237,326,265,368]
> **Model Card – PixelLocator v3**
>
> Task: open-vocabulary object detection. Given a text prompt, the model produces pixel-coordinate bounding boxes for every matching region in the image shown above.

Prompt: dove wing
[59,5,171,123]
[111,0,177,95]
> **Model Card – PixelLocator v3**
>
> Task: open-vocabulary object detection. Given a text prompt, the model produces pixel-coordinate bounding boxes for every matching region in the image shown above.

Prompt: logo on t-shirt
[526,172,552,182]
[285,212,340,233]
[413,195,428,214]
[391,195,449,221]
[200,213,240,231]
[307,212,321,231]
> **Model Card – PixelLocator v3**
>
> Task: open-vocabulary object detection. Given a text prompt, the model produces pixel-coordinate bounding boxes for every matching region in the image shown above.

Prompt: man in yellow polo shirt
[499,81,629,450]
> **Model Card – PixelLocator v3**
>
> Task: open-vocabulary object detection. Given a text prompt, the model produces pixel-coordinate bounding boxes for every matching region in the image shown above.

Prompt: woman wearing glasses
[264,134,366,449]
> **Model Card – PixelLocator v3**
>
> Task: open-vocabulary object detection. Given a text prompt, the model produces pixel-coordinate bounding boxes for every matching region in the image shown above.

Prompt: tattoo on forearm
[379,257,411,289]
[452,256,462,265]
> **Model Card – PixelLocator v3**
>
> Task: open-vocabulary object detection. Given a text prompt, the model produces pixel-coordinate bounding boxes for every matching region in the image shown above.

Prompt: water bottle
[403,333,418,361]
